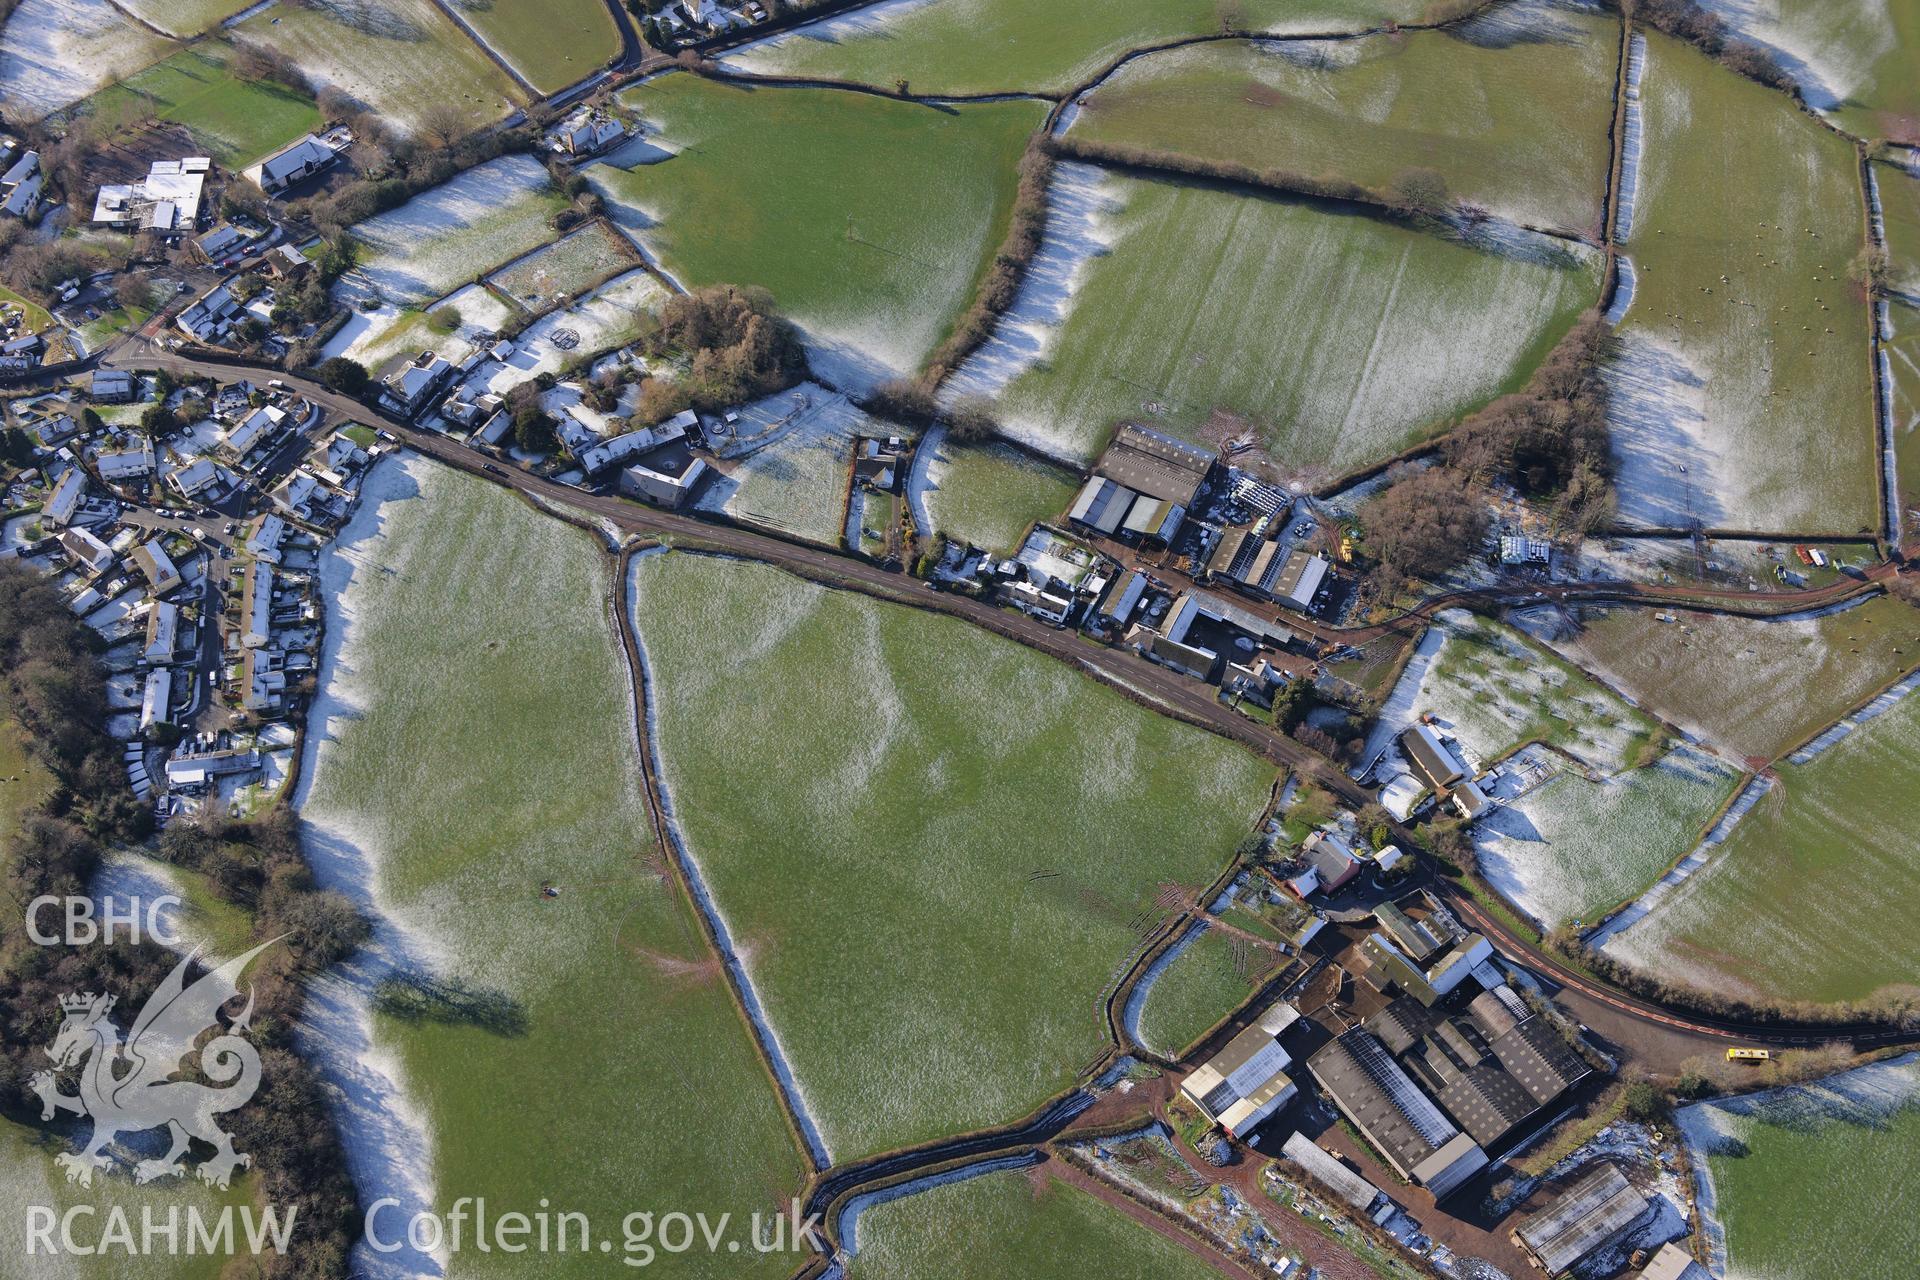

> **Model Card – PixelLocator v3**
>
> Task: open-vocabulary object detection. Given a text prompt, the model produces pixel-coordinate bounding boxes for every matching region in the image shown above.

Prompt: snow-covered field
[118,0,251,37]
[696,382,865,545]
[485,220,636,312]
[0,0,173,119]
[235,0,522,136]
[1473,742,1739,930]
[334,155,562,309]
[467,268,666,394]
[1371,609,1659,777]
[1694,0,1898,113]
[970,172,1599,469]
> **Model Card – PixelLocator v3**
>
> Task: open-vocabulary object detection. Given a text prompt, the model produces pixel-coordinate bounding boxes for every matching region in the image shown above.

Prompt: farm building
[1361,996,1564,1148]
[93,159,209,234]
[1306,1027,1488,1198]
[1067,475,1133,537]
[1359,892,1494,1007]
[1636,1243,1709,1280]
[245,132,348,197]
[1403,723,1466,792]
[1094,571,1147,631]
[1512,1162,1647,1277]
[1280,1132,1386,1218]
[1487,1013,1591,1107]
[1096,422,1217,508]
[1179,1001,1300,1138]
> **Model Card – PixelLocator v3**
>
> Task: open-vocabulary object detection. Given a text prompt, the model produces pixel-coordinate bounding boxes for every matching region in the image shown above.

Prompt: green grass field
[721,0,1430,98]
[1607,686,1920,1005]
[628,552,1275,1159]
[1068,14,1619,235]
[81,43,323,168]
[593,74,1044,391]
[0,283,55,336]
[1679,1053,1920,1280]
[843,1164,1229,1280]
[1610,33,1877,534]
[915,435,1082,553]
[455,0,620,95]
[301,459,808,1278]
[0,698,52,860]
[1892,301,1920,519]
[1881,161,1920,297]
[1558,595,1920,762]
[1134,928,1262,1060]
[962,169,1598,469]
[237,0,525,137]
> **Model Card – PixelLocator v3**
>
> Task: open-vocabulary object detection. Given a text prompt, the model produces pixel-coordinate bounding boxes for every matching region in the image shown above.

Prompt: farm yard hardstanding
[0,1,1917,1278]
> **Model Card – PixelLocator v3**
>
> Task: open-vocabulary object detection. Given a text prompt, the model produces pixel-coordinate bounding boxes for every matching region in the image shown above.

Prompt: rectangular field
[1603,685,1920,1005]
[628,552,1275,1159]
[1067,5,1620,235]
[946,169,1600,470]
[486,220,637,311]
[1555,595,1920,762]
[1879,161,1920,296]
[592,74,1045,393]
[1607,33,1878,534]
[694,383,865,545]
[844,1164,1232,1280]
[1893,301,1920,521]
[1678,1052,1920,1280]
[334,154,564,308]
[299,458,809,1278]
[720,0,1430,98]
[911,432,1083,554]
[236,0,525,138]
[455,0,619,96]
[80,42,324,169]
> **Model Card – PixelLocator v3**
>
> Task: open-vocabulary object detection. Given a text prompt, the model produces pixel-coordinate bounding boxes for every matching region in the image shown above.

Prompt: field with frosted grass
[913,433,1082,554]
[1606,34,1876,534]
[1557,596,1920,761]
[487,221,637,311]
[591,74,1044,393]
[1473,744,1740,930]
[1068,2,1618,235]
[628,552,1274,1159]
[953,173,1598,469]
[720,0,1429,98]
[237,0,524,137]
[1679,1052,1920,1280]
[1134,928,1264,1060]
[1695,0,1920,141]
[453,0,619,95]
[334,155,564,308]
[0,0,173,119]
[1604,689,1920,1005]
[299,458,807,1278]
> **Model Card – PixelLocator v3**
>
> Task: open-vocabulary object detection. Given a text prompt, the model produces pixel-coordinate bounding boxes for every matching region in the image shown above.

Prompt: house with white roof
[244,133,345,197]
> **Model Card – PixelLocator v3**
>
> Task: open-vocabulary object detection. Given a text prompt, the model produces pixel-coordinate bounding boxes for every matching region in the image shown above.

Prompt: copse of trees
[631,285,808,423]
[1358,464,1493,586]
[1444,312,1618,534]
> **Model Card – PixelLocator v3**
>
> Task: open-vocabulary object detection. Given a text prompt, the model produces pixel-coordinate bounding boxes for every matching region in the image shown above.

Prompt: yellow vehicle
[1726,1047,1773,1063]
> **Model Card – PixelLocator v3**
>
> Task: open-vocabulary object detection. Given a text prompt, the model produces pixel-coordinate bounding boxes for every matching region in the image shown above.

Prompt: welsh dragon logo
[30,939,278,1189]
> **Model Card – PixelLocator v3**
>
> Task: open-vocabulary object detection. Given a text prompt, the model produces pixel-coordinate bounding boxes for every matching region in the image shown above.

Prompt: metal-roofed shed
[1513,1162,1646,1277]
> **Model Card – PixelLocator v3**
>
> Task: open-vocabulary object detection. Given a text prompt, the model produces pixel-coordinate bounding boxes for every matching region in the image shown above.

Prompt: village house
[192,223,254,266]
[177,281,244,345]
[140,668,172,731]
[244,131,348,197]
[382,352,455,419]
[130,540,184,595]
[221,404,288,468]
[144,599,180,664]
[46,468,87,527]
[1,149,43,219]
[57,526,114,575]
[168,456,222,503]
[620,454,709,509]
[94,440,156,486]
[89,369,137,404]
[241,562,274,649]
[247,512,287,564]
[240,647,286,712]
